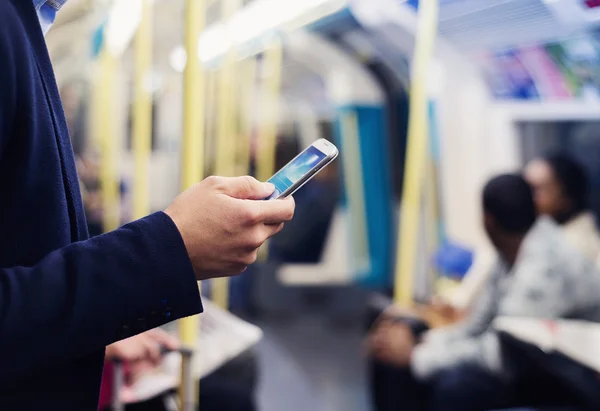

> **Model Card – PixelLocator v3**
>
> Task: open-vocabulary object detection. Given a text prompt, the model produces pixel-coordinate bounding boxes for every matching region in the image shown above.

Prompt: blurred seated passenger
[368,174,600,411]
[524,152,600,264]
[431,153,600,320]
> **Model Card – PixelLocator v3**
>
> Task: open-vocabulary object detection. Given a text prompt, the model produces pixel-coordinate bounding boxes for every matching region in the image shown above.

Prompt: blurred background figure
[525,153,600,265]
[432,153,600,324]
[368,174,600,411]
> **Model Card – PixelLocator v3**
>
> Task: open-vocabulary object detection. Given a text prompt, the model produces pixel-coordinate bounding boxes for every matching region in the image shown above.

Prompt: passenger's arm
[441,246,496,311]
[0,212,202,383]
[411,254,590,380]
[497,256,585,318]
[411,264,502,380]
[424,261,501,344]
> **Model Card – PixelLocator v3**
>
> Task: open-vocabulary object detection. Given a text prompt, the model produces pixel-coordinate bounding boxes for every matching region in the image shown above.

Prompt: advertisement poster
[544,42,581,95]
[493,49,540,100]
[517,45,573,100]
[562,36,600,100]
[473,52,513,99]
[476,31,600,102]
[583,0,600,9]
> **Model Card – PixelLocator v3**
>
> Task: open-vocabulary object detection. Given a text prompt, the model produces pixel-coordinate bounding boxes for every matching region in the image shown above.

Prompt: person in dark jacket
[0,1,294,409]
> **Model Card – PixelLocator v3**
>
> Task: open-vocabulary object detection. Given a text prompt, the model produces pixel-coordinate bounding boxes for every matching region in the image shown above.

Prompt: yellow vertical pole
[236,58,257,176]
[132,0,153,221]
[253,39,283,263]
[89,65,103,154]
[255,39,283,183]
[179,0,205,408]
[205,69,218,175]
[255,39,283,263]
[212,0,242,310]
[394,0,439,306]
[424,156,440,288]
[98,48,120,233]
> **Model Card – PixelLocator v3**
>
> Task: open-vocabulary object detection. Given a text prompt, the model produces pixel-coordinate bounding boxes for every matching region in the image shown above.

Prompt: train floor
[254,313,370,411]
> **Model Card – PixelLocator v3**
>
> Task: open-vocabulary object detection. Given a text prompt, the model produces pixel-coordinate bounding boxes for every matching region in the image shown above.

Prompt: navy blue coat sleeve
[0,2,200,383]
[0,11,16,158]
[0,212,203,383]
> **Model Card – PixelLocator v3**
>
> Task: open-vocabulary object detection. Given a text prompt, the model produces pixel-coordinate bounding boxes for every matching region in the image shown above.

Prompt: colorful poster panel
[517,45,573,100]
[473,51,513,99]
[474,50,540,100]
[493,49,540,100]
[562,36,600,101]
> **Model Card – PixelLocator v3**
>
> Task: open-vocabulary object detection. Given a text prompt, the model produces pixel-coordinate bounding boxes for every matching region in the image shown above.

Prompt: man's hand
[105,328,179,366]
[368,320,415,367]
[165,176,295,280]
[430,295,458,320]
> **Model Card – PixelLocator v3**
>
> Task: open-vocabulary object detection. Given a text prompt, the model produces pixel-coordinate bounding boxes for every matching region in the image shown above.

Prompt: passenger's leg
[370,360,428,411]
[199,373,256,411]
[368,313,430,411]
[428,365,516,411]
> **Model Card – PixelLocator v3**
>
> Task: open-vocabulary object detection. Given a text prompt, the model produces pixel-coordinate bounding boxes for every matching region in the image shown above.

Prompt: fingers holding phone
[165,175,295,280]
[164,139,337,281]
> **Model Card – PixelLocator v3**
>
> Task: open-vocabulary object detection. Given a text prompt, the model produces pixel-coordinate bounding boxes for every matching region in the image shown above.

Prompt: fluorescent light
[197,0,340,63]
[105,0,142,56]
[169,45,187,73]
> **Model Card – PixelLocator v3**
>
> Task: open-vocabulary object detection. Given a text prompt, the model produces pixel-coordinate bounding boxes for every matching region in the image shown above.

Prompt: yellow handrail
[205,69,218,176]
[255,38,283,262]
[236,57,257,176]
[98,48,120,233]
[132,0,153,221]
[424,154,440,288]
[212,0,242,310]
[255,38,283,183]
[394,0,440,306]
[179,0,206,408]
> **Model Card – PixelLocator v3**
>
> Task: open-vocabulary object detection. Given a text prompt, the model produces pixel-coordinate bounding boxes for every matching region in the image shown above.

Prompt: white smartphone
[266,138,339,200]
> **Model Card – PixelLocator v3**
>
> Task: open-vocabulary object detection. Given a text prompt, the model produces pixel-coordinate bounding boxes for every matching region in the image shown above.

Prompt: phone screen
[267,146,328,199]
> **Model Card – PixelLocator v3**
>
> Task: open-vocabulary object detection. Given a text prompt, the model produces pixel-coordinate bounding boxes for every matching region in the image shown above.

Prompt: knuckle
[241,175,255,194]
[241,250,259,266]
[241,207,261,225]
[248,231,266,249]
[285,205,295,221]
[204,175,221,187]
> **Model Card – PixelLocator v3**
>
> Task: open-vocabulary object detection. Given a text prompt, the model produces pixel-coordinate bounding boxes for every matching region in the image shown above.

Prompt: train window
[518,120,600,224]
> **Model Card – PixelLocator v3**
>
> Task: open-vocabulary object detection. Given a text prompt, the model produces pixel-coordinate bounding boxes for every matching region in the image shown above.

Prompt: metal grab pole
[394,0,440,306]
[179,0,206,409]
[212,0,241,310]
[132,0,153,221]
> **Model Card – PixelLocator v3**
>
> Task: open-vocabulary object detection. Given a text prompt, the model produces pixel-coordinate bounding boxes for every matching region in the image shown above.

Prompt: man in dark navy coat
[0,0,295,408]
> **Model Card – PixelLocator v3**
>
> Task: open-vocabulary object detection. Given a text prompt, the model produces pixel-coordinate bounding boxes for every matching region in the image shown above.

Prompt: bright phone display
[267,139,337,199]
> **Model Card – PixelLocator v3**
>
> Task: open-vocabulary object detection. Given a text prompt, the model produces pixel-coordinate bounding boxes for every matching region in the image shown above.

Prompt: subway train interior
[35,0,600,410]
